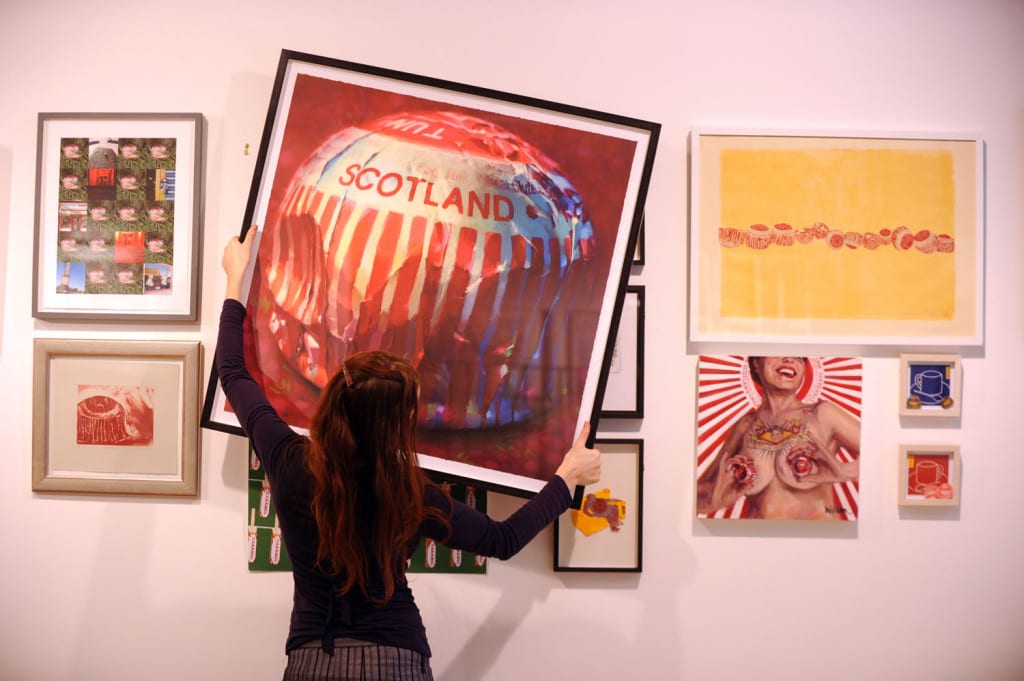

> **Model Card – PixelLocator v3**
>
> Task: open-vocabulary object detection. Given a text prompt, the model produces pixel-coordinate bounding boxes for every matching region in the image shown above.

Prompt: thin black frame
[632,215,646,267]
[32,112,204,321]
[600,285,645,419]
[553,437,643,572]
[200,49,659,498]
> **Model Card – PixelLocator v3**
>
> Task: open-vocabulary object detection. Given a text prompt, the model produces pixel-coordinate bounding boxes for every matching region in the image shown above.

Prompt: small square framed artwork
[554,438,643,572]
[899,444,961,507]
[899,354,962,418]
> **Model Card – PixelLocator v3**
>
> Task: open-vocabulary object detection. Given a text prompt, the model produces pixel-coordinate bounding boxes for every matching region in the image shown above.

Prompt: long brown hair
[305,350,449,603]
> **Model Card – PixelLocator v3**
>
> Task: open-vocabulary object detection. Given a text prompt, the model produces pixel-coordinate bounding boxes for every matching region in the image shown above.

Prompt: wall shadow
[0,145,12,350]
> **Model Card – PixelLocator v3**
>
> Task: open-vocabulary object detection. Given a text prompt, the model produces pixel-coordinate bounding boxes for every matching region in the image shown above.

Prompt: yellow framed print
[689,129,983,346]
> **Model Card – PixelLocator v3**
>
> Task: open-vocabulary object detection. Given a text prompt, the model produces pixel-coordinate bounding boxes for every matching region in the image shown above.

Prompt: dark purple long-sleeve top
[216,299,571,658]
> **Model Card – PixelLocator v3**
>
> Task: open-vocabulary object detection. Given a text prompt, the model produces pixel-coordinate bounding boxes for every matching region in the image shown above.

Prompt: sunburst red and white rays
[695,355,862,520]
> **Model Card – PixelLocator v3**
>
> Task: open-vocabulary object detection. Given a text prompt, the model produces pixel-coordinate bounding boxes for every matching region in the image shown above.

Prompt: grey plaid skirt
[283,638,434,681]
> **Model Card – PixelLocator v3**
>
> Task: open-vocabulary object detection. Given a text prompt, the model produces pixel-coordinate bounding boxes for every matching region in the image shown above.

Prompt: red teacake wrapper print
[242,74,638,482]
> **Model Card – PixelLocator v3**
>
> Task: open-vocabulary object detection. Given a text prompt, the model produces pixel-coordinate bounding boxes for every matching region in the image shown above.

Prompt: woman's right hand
[555,422,601,490]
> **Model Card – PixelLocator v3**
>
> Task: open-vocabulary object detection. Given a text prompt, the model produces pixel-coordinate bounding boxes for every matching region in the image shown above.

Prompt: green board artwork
[247,447,291,572]
[407,482,488,575]
[247,445,485,574]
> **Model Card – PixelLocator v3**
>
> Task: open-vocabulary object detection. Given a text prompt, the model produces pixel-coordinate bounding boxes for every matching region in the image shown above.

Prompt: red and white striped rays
[695,355,862,520]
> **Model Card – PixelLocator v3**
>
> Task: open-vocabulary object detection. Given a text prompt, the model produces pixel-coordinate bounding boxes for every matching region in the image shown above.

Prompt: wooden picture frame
[689,128,984,345]
[33,339,201,496]
[33,112,204,320]
[554,438,643,572]
[899,354,963,418]
[899,444,961,507]
[600,285,644,418]
[200,49,659,497]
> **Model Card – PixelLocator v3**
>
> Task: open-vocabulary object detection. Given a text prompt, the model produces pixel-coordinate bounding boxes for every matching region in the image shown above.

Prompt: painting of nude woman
[695,355,861,521]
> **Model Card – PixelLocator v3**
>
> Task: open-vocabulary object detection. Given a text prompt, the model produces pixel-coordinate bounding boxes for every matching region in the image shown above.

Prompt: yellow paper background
[720,147,954,320]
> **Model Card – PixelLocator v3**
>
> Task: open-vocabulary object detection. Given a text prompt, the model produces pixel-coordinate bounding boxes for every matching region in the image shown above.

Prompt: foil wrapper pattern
[247,111,601,478]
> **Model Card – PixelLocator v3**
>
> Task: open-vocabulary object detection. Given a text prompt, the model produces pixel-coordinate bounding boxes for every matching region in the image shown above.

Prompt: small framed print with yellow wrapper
[899,444,961,508]
[554,438,643,572]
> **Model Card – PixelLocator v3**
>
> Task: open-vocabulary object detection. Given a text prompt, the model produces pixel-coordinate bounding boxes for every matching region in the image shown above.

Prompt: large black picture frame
[201,49,659,497]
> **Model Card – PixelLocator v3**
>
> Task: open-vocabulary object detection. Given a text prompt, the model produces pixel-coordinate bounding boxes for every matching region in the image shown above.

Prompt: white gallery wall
[2,1,1022,679]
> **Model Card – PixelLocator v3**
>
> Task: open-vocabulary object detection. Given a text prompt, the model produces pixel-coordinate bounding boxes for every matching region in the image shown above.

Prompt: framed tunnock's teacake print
[898,444,961,508]
[33,113,204,321]
[689,129,983,346]
[201,50,659,497]
[32,339,200,496]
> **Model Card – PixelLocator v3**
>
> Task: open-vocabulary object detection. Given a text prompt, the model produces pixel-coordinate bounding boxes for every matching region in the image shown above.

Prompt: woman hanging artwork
[200,51,659,496]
